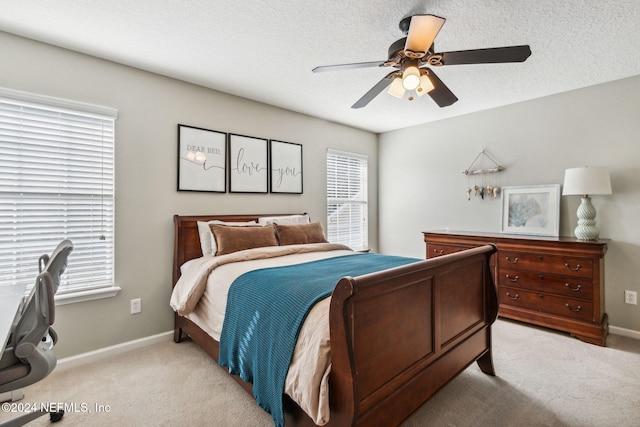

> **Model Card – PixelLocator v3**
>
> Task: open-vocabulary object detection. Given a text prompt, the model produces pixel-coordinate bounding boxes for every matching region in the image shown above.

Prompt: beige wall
[379,75,640,333]
[1,31,378,358]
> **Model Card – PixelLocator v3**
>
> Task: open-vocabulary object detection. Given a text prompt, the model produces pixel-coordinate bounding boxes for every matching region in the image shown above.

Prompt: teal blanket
[218,252,419,426]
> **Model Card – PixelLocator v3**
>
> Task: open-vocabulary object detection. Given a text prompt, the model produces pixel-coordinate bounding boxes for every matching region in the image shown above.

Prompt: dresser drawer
[498,268,593,299]
[499,286,594,322]
[499,251,593,279]
[426,243,473,258]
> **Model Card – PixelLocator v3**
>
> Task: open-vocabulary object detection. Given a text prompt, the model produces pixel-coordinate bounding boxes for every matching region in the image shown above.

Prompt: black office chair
[0,240,73,426]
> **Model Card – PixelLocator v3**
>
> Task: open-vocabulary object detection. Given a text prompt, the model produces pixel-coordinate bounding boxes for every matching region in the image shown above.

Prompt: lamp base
[574,196,600,240]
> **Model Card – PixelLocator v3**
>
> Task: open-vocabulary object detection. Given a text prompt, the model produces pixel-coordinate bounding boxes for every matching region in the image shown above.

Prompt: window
[326,149,368,251]
[0,88,118,302]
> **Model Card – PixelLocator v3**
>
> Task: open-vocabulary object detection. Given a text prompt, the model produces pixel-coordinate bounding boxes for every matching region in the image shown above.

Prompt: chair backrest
[38,239,74,295]
[12,240,73,359]
[0,240,73,394]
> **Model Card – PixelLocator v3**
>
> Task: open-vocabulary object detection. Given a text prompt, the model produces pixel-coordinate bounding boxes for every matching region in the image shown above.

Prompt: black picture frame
[269,140,303,194]
[177,124,227,193]
[228,133,269,193]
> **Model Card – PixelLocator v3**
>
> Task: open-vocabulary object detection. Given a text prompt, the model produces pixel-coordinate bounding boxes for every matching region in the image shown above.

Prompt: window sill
[55,286,121,306]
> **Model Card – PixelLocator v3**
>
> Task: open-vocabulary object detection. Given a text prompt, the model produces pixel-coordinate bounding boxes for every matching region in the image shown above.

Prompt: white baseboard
[55,330,173,372]
[609,325,640,340]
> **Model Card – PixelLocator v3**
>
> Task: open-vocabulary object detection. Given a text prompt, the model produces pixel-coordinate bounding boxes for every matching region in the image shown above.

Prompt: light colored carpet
[2,319,639,426]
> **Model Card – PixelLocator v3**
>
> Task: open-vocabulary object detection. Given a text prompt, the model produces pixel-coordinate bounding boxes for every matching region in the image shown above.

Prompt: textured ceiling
[1,0,639,133]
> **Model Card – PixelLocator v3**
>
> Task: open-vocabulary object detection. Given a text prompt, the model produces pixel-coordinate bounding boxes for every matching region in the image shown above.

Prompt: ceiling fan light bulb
[416,74,435,97]
[402,66,420,90]
[388,77,406,98]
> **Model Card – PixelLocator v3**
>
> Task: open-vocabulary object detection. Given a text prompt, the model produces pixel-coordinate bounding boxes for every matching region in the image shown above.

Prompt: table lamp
[562,166,612,240]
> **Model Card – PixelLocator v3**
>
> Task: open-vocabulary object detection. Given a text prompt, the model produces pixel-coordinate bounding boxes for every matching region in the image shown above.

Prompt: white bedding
[170,243,355,425]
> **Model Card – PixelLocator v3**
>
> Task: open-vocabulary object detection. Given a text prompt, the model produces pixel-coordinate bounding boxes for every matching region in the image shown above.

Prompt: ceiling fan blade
[435,45,531,65]
[425,69,458,107]
[312,61,387,73]
[351,72,396,109]
[404,14,446,59]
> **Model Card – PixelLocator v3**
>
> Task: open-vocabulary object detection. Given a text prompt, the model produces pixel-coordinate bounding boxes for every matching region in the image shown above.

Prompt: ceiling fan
[312,14,531,109]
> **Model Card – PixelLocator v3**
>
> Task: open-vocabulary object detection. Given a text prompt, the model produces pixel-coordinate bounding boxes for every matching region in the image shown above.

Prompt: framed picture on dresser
[500,184,560,236]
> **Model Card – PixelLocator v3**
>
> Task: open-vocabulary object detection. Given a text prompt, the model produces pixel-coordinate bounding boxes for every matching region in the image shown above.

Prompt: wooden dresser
[423,231,608,346]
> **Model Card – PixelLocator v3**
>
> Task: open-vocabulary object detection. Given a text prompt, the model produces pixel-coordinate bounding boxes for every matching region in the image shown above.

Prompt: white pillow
[196,220,258,256]
[257,214,310,225]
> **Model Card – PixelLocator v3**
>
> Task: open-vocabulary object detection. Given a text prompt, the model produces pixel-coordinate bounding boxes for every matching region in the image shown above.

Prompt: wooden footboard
[172,215,497,426]
[328,245,497,427]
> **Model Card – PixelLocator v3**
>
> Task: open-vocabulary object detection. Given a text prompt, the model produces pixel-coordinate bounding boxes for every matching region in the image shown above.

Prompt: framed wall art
[177,124,226,192]
[270,140,303,194]
[500,184,561,236]
[229,133,269,193]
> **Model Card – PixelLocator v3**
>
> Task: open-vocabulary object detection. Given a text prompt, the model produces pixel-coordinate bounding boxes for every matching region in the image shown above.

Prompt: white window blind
[326,149,368,251]
[0,88,117,295]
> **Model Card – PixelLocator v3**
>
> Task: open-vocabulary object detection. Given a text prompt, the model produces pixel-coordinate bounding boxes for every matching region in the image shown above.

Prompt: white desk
[0,282,26,353]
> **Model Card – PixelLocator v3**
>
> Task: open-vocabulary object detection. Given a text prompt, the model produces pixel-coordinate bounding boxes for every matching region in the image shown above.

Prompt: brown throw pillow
[275,222,328,246]
[210,224,278,256]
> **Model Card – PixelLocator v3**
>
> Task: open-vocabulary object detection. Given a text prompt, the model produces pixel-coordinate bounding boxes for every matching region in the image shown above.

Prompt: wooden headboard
[172,213,307,286]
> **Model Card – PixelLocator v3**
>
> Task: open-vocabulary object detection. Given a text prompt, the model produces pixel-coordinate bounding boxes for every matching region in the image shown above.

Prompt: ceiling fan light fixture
[416,74,435,97]
[401,65,421,90]
[388,77,406,98]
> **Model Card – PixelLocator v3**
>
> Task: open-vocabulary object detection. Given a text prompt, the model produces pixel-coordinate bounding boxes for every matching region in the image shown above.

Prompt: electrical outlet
[130,298,142,314]
[624,290,637,305]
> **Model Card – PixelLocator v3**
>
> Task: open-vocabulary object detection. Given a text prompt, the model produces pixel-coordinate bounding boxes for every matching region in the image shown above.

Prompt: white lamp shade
[562,167,612,196]
[388,78,406,98]
[401,66,421,90]
[416,74,435,96]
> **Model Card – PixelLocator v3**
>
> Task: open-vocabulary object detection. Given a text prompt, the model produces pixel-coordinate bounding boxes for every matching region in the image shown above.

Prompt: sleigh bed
[171,213,498,427]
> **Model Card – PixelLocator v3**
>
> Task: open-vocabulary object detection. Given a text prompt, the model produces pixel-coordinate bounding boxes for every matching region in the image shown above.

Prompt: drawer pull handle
[433,249,444,255]
[506,274,519,282]
[506,292,519,300]
[564,283,582,292]
[505,256,519,264]
[564,263,582,271]
[565,303,582,312]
